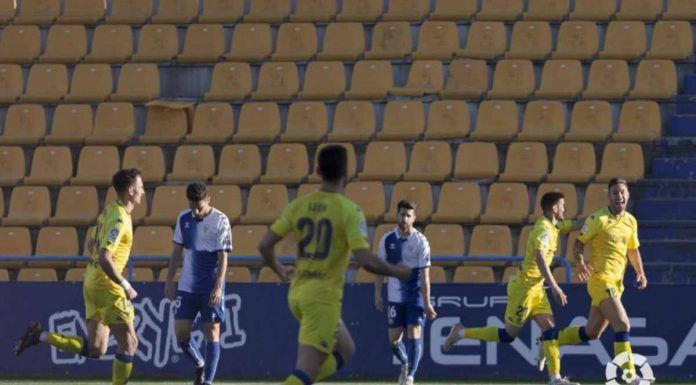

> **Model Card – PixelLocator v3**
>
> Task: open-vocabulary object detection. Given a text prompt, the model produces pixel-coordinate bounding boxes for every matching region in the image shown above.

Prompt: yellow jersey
[85,201,134,290]
[270,190,370,303]
[578,207,640,281]
[517,218,571,288]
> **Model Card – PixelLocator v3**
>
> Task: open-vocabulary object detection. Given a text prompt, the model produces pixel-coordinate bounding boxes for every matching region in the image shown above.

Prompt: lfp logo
[605,352,655,385]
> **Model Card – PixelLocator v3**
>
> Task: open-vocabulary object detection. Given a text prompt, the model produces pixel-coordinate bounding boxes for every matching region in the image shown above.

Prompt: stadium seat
[598,21,647,60]
[234,102,281,143]
[358,141,406,182]
[327,101,375,142]
[569,0,616,20]
[105,187,147,223]
[452,266,495,283]
[229,225,267,263]
[470,100,519,141]
[0,25,41,64]
[390,61,443,97]
[244,0,291,22]
[0,64,22,103]
[529,183,578,221]
[439,59,488,99]
[0,0,14,24]
[308,143,357,182]
[383,182,433,221]
[199,0,244,22]
[553,266,581,283]
[425,100,470,139]
[131,24,178,62]
[186,103,235,143]
[166,145,216,182]
[240,184,289,224]
[596,143,644,182]
[629,60,677,99]
[213,144,262,185]
[111,63,160,102]
[18,268,58,282]
[453,142,499,179]
[502,266,519,283]
[49,186,99,226]
[663,0,696,19]
[65,268,86,282]
[551,21,599,60]
[14,0,59,24]
[345,181,385,222]
[57,0,106,24]
[424,224,465,257]
[581,183,609,217]
[252,62,300,100]
[468,225,513,260]
[23,146,72,186]
[105,0,153,24]
[582,60,630,99]
[355,267,375,283]
[412,22,458,60]
[298,62,345,100]
[226,267,252,283]
[290,0,337,22]
[257,266,282,283]
[0,104,46,146]
[0,146,25,186]
[71,146,120,186]
[259,143,309,184]
[316,22,365,61]
[39,25,87,64]
[377,101,425,140]
[297,184,320,198]
[476,0,522,20]
[144,185,189,226]
[122,146,166,183]
[432,0,478,19]
[225,23,272,62]
[565,101,613,142]
[139,102,190,144]
[613,101,661,142]
[158,267,181,282]
[85,102,135,145]
[131,226,173,267]
[3,186,51,226]
[32,226,79,268]
[480,183,530,224]
[178,24,225,63]
[336,0,382,22]
[505,22,552,60]
[344,60,393,100]
[646,21,693,60]
[204,62,253,101]
[19,64,68,103]
[547,142,596,182]
[151,0,199,23]
[487,60,535,99]
[271,23,317,61]
[456,22,506,60]
[523,0,569,20]
[404,141,452,182]
[208,185,243,224]
[0,227,30,268]
[64,64,113,102]
[517,101,566,142]
[431,182,481,223]
[534,60,583,100]
[615,0,662,20]
[383,0,429,21]
[499,142,548,182]
[364,22,412,60]
[129,267,155,282]
[429,266,447,283]
[372,223,396,252]
[280,102,328,142]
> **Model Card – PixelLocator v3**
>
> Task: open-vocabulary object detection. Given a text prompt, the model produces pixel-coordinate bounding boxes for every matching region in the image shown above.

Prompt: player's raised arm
[353,249,411,280]
[164,243,183,300]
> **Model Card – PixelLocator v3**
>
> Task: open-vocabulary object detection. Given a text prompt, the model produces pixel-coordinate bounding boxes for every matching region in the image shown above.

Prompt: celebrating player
[258,145,411,385]
[374,200,436,385]
[13,168,144,385]
[164,182,232,385]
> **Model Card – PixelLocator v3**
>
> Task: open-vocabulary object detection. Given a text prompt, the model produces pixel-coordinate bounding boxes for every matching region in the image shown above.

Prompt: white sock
[457,328,466,338]
[39,331,47,343]
[550,374,562,381]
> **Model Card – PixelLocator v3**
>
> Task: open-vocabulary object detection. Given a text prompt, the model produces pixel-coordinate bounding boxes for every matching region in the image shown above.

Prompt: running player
[164,182,232,385]
[443,192,582,385]
[257,145,411,385]
[14,168,144,385]
[374,200,437,385]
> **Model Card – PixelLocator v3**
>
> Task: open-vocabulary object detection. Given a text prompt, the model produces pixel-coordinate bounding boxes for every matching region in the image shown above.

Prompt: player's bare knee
[125,333,138,354]
[614,319,630,333]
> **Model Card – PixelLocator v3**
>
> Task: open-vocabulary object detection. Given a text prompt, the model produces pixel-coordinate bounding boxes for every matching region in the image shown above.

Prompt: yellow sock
[44,333,85,355]
[465,326,501,342]
[315,353,338,381]
[112,354,133,385]
[284,370,312,385]
[558,326,584,346]
[614,341,636,379]
[544,339,561,377]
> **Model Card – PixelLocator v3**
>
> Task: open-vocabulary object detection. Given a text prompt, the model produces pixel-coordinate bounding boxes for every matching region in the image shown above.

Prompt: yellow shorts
[587,276,624,307]
[504,279,552,327]
[289,298,341,354]
[83,285,134,325]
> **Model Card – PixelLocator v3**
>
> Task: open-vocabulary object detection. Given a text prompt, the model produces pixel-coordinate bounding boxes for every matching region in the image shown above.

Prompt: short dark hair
[397,200,417,212]
[608,177,628,190]
[540,191,564,212]
[186,182,208,202]
[112,168,141,195]
[318,145,347,182]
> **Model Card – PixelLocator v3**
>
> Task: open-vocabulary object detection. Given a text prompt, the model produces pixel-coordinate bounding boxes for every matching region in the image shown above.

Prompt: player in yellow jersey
[14,168,145,385]
[554,178,652,385]
[258,145,411,385]
[443,192,582,385]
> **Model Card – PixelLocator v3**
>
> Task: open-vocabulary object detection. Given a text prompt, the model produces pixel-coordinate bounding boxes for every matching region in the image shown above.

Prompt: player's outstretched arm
[258,230,293,281]
[627,248,648,290]
[164,244,183,300]
[354,248,411,280]
[535,250,567,306]
[98,248,138,300]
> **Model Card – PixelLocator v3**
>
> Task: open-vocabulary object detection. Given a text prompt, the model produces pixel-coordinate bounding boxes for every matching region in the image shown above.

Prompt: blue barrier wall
[1,283,695,381]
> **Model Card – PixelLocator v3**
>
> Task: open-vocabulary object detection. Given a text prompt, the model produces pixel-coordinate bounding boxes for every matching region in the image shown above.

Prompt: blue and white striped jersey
[377,228,431,304]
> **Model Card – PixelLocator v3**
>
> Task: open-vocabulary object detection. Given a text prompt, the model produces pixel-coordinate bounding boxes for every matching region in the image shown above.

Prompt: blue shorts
[387,301,425,328]
[174,291,225,323]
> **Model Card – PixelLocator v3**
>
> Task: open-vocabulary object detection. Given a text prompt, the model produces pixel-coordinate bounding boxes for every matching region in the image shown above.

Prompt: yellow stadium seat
[23,146,72,186]
[468,224,513,258]
[663,0,696,19]
[122,146,166,183]
[240,185,289,225]
[412,21,458,60]
[226,266,252,283]
[430,0,476,21]
[429,266,447,283]
[615,0,662,21]
[581,183,609,217]
[383,182,433,222]
[213,144,261,185]
[151,0,199,23]
[130,267,155,282]
[487,59,535,99]
[377,101,425,140]
[131,24,178,62]
[316,22,365,61]
[111,63,160,102]
[383,0,429,21]
[565,101,613,142]
[0,25,41,64]
[71,146,120,186]
[425,100,470,140]
[425,224,465,257]
[0,227,30,268]
[252,62,299,100]
[158,267,181,282]
[547,142,596,182]
[0,64,23,104]
[3,186,51,226]
[646,21,693,60]
[456,21,506,60]
[629,60,677,99]
[244,0,291,22]
[345,181,385,222]
[598,21,647,60]
[131,226,174,267]
[178,24,226,63]
[65,268,86,282]
[234,102,281,143]
[260,143,309,184]
[298,61,345,101]
[199,0,244,22]
[186,103,234,143]
[39,25,87,64]
[105,0,153,24]
[390,61,443,97]
[139,103,189,144]
[431,182,482,223]
[280,102,329,143]
[505,21,552,60]
[0,0,14,24]
[85,102,135,145]
[523,0,569,20]
[32,226,79,268]
[499,142,548,182]
[105,187,147,224]
[480,183,530,224]
[364,21,412,60]
[144,186,189,226]
[271,23,317,61]
[583,60,630,99]
[327,101,375,142]
[14,0,60,24]
[229,225,267,262]
[0,146,25,186]
[205,62,253,101]
[372,223,396,252]
[208,185,243,224]
[502,266,519,283]
[355,267,375,283]
[336,0,382,22]
[49,186,99,226]
[453,142,499,179]
[307,143,357,182]
[534,60,583,100]
[596,143,644,182]
[20,64,68,103]
[297,183,320,198]
[469,100,519,141]
[345,60,393,100]
[439,59,488,99]
[257,266,282,283]
[166,145,216,182]
[569,0,616,20]
[290,0,336,22]
[18,268,57,282]
[64,64,113,103]
[404,141,452,182]
[57,0,106,24]
[529,183,578,222]
[358,141,406,182]
[476,0,522,20]
[452,266,495,283]
[225,23,272,62]
[552,21,599,60]
[613,101,661,142]
[0,104,46,146]
[517,101,566,142]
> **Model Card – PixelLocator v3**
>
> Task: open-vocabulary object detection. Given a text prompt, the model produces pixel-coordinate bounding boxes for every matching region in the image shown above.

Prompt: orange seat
[225,23,272,62]
[205,62,253,101]
[297,183,320,198]
[131,226,174,267]
[428,266,447,283]
[229,225,267,263]
[0,25,41,64]
[0,64,23,104]
[412,21,458,60]
[616,0,662,20]
[663,0,696,19]
[552,21,599,60]
[130,267,155,282]
[213,144,262,185]
[23,146,73,186]
[199,0,244,23]
[456,22,506,60]
[470,100,519,141]
[598,21,647,60]
[240,185,289,225]
[85,102,135,145]
[505,21,552,60]
[208,185,243,224]
[57,0,106,24]
[64,64,113,103]
[71,146,120,186]
[377,101,425,140]
[259,143,309,184]
[307,143,357,182]
[487,59,535,100]
[139,102,190,144]
[358,141,406,182]
[452,266,495,283]
[430,0,477,21]
[298,61,345,101]
[613,101,661,142]
[0,0,14,24]
[14,0,60,24]
[151,0,199,24]
[403,141,452,182]
[49,186,99,226]
[327,101,375,142]
[290,0,337,22]
[186,103,234,143]
[581,183,609,217]
[39,25,87,64]
[569,0,616,20]
[316,22,365,61]
[439,59,488,100]
[0,227,31,268]
[595,143,644,183]
[234,102,281,143]
[178,24,226,63]
[425,224,465,257]
[547,142,596,182]
[105,0,153,24]
[122,146,166,183]
[499,142,548,182]
[431,182,482,223]
[629,60,677,99]
[336,0,383,22]
[582,60,630,99]
[477,0,523,20]
[144,185,189,226]
[345,181,385,222]
[131,24,179,62]
[425,100,470,139]
[85,25,133,63]
[271,23,318,61]
[47,105,93,147]
[226,266,252,283]
[383,182,433,222]
[517,101,566,142]
[646,21,693,60]
[244,0,291,22]
[280,102,329,143]
[530,183,578,222]
[257,266,282,283]
[535,60,583,100]
[383,0,429,21]
[65,268,86,282]
[468,224,513,261]
[0,104,46,146]
[523,0,569,20]
[480,183,530,224]
[252,62,300,100]
[453,142,499,179]
[565,101,613,142]
[0,146,25,186]
[111,63,160,102]
[344,60,393,100]
[364,21,412,60]
[19,64,68,103]
[32,226,79,268]
[18,268,58,282]
[166,145,216,182]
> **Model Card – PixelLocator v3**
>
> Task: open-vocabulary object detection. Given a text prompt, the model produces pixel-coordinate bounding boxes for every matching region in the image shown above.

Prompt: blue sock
[204,341,221,383]
[579,326,590,342]
[179,339,204,368]
[391,340,408,365]
[406,338,423,378]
